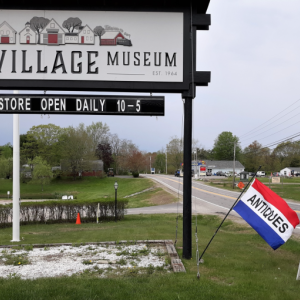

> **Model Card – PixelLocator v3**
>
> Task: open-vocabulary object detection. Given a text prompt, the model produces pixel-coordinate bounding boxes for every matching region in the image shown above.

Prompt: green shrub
[0,198,128,228]
[132,172,139,178]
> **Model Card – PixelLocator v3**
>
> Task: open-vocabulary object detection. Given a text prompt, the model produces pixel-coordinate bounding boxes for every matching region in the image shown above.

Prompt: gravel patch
[0,243,169,280]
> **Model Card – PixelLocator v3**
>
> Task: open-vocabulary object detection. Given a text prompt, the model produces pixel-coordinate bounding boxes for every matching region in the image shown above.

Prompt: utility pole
[196,149,198,177]
[165,146,167,174]
[150,156,151,173]
[232,141,236,189]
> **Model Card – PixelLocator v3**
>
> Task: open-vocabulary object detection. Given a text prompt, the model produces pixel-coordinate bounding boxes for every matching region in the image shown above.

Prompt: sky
[1,1,300,153]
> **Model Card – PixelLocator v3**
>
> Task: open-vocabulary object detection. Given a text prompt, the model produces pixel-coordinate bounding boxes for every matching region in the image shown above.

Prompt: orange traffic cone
[75,213,81,225]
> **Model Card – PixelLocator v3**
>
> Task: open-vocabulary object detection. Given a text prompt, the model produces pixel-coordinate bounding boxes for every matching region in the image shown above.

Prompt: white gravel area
[0,243,168,280]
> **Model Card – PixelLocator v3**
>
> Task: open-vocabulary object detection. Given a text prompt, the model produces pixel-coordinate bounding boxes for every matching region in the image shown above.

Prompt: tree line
[152,131,300,174]
[0,122,149,184]
[1,128,298,182]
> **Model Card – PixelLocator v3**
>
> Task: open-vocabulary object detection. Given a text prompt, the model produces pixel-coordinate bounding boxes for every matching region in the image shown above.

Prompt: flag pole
[198,166,261,264]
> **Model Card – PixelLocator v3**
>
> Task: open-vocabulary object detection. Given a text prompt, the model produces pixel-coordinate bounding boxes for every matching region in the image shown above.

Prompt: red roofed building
[100,31,125,46]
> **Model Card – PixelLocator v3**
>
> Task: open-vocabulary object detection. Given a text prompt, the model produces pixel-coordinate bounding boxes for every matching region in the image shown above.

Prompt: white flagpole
[11,90,20,242]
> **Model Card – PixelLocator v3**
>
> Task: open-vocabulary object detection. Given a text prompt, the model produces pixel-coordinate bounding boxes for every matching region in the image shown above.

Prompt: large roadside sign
[0,4,210,93]
[4,0,211,259]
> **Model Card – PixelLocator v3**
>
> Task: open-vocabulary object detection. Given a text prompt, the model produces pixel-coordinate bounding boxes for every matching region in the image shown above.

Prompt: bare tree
[93,26,105,45]
[30,17,50,44]
[62,17,82,32]
[86,122,110,151]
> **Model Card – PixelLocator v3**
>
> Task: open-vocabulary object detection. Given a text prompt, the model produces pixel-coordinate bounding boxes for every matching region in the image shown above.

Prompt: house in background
[205,160,245,175]
[60,159,103,177]
[19,22,37,44]
[280,167,300,176]
[40,19,65,45]
[0,21,16,44]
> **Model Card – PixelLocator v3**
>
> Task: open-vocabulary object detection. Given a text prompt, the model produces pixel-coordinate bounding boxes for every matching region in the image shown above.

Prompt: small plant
[12,245,23,251]
[93,265,104,275]
[164,256,171,266]
[87,246,95,251]
[7,272,21,279]
[156,265,164,271]
[127,267,139,276]
[72,243,81,247]
[76,253,82,257]
[146,264,155,275]
[130,261,137,267]
[116,250,130,256]
[44,247,50,251]
[2,253,30,266]
[155,251,166,257]
[129,252,138,257]
[117,258,127,266]
[24,245,33,251]
[82,259,93,265]
[138,248,150,255]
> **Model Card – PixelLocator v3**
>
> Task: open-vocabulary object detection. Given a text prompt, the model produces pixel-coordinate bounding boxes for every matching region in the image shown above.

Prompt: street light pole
[114,181,118,222]
[150,156,151,173]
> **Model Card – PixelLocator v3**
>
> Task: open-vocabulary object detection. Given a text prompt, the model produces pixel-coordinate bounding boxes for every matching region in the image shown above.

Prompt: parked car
[216,171,226,176]
[272,172,280,177]
[107,168,114,177]
[206,171,212,176]
[224,172,232,177]
[248,172,255,177]
[256,171,266,177]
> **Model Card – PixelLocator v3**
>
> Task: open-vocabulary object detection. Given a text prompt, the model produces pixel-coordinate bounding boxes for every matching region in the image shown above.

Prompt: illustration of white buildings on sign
[65,25,95,45]
[65,32,78,44]
[78,25,95,44]
[40,19,65,45]
[19,22,37,44]
[0,21,16,44]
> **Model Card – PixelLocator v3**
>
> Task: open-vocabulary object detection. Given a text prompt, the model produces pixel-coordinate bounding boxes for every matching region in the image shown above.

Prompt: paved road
[130,174,300,231]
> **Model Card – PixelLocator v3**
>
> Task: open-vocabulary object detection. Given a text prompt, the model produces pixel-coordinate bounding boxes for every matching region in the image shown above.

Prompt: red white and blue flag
[233,179,299,250]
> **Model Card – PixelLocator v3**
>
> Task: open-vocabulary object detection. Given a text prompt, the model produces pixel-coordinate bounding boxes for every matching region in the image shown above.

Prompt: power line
[241,119,300,149]
[240,111,300,143]
[239,98,300,139]
[263,132,300,148]
[243,132,300,156]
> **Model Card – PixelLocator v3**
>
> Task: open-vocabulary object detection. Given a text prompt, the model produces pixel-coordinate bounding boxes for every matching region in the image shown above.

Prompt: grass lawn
[0,177,154,200]
[204,177,300,202]
[0,214,299,299]
[0,177,177,209]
